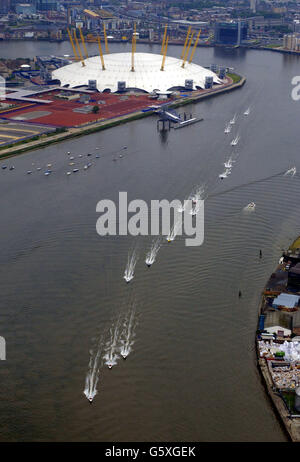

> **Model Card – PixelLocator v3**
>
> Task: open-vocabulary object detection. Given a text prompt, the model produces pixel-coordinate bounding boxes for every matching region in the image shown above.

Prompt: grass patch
[227,72,241,84]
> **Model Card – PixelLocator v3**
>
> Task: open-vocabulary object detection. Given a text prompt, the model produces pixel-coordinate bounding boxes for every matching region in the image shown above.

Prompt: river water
[0,40,300,441]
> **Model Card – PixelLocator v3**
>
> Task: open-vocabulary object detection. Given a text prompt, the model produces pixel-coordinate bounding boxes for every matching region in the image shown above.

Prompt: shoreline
[257,236,300,442]
[0,74,245,159]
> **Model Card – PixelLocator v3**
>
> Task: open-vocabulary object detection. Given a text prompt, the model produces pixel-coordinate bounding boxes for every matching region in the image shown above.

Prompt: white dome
[52,52,221,93]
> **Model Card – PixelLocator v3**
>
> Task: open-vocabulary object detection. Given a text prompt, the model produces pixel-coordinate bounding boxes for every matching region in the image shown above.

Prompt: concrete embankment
[0,75,245,160]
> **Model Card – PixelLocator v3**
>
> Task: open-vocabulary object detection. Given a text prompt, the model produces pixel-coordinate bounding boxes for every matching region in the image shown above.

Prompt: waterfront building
[214,21,248,46]
[52,52,221,93]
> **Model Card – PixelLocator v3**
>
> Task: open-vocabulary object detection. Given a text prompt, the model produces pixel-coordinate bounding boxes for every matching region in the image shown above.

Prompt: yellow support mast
[131,28,135,72]
[160,36,169,71]
[188,29,201,64]
[67,28,79,62]
[78,26,89,59]
[133,23,137,52]
[103,24,109,54]
[181,31,194,68]
[161,24,167,55]
[73,29,85,67]
[97,36,106,70]
[180,26,191,59]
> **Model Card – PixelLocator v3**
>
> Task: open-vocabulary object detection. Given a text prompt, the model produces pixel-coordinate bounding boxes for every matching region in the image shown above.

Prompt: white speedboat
[230,114,237,125]
[244,107,250,116]
[284,167,296,176]
[231,135,240,146]
[245,202,256,211]
[219,169,231,179]
[224,124,231,134]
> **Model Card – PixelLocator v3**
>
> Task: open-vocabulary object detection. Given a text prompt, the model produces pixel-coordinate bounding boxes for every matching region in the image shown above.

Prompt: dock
[173,117,203,129]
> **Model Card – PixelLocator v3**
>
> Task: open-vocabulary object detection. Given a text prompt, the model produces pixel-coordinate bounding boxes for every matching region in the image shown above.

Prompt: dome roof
[52,52,221,93]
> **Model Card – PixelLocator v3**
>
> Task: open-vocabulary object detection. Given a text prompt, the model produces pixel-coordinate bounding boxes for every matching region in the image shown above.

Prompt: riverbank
[257,236,300,442]
[0,73,245,160]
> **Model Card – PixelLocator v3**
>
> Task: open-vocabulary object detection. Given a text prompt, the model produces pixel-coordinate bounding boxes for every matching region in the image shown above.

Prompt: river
[0,40,300,441]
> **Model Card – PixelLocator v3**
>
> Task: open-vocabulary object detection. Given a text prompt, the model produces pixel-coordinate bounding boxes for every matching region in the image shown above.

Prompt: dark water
[1,41,300,441]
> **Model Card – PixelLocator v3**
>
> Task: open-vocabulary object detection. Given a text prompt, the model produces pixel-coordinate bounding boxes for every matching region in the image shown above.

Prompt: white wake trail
[145,237,161,267]
[104,320,121,369]
[120,305,137,360]
[124,249,138,283]
[83,342,103,403]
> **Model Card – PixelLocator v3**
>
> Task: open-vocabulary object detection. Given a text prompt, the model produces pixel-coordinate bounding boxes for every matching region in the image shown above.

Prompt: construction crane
[180,26,191,60]
[161,24,167,55]
[97,36,105,70]
[160,36,169,71]
[103,24,109,54]
[73,29,85,67]
[67,28,79,62]
[78,26,88,59]
[182,31,194,68]
[188,29,201,64]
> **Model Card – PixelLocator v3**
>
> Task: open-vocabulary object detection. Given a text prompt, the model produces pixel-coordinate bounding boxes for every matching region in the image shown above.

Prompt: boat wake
[104,320,121,369]
[83,342,102,403]
[224,156,235,169]
[230,114,237,125]
[219,168,232,180]
[231,134,240,146]
[120,304,137,360]
[166,219,181,243]
[124,249,138,283]
[284,166,297,177]
[224,123,232,134]
[145,237,161,267]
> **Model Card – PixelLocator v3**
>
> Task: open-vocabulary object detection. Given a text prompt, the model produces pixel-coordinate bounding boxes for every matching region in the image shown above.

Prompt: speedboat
[231,135,240,146]
[224,124,231,134]
[230,114,236,125]
[244,107,250,116]
[73,168,79,173]
[219,169,231,179]
[284,167,296,176]
[245,202,256,211]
